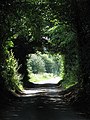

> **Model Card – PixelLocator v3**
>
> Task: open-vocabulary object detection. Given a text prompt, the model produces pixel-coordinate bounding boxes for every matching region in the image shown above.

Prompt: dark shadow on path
[0,86,89,120]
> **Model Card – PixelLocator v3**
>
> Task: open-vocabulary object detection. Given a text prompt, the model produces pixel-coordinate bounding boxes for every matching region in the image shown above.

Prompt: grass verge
[29,73,56,83]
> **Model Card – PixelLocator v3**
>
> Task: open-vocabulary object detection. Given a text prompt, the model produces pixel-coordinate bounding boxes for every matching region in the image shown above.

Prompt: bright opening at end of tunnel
[26,51,64,85]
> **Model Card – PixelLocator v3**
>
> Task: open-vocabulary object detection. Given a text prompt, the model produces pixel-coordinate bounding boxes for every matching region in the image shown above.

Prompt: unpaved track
[0,86,89,120]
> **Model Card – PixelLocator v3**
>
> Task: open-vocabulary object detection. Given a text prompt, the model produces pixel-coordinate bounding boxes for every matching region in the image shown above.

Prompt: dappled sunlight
[27,52,64,85]
[0,0,90,120]
[32,77,61,84]
[0,86,89,120]
[22,86,62,97]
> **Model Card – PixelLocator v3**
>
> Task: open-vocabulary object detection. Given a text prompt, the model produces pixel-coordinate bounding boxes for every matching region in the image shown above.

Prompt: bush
[1,50,23,91]
[27,54,46,74]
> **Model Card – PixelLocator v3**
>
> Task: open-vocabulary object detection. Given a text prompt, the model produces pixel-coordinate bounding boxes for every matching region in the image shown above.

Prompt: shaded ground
[0,86,89,120]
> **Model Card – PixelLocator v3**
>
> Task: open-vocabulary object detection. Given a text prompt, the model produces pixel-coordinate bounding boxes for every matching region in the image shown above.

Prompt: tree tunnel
[0,0,90,104]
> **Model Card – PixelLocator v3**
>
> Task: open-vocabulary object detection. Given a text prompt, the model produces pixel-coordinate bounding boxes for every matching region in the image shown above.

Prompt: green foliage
[0,0,79,90]
[44,18,79,88]
[45,20,76,53]
[1,51,23,90]
[27,52,63,79]
[62,52,79,89]
[53,54,64,77]
[27,54,46,74]
[29,73,55,83]
[39,54,55,73]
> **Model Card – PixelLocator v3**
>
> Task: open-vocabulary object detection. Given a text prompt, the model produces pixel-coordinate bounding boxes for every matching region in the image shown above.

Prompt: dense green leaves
[27,54,46,74]
[27,52,63,76]
[1,51,23,90]
[45,20,77,53]
[0,0,80,90]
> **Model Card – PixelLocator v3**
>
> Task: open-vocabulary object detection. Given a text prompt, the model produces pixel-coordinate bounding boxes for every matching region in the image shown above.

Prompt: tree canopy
[0,0,90,99]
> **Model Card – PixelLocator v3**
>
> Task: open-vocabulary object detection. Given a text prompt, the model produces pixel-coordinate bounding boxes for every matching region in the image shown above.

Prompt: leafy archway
[0,0,88,96]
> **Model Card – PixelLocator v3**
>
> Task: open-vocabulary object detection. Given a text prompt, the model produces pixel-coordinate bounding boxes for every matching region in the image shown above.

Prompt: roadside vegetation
[29,73,55,83]
[27,52,64,83]
[0,0,79,93]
